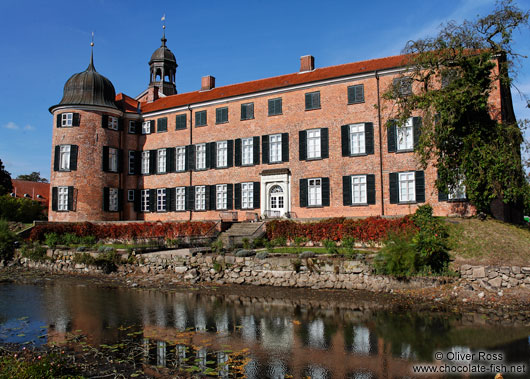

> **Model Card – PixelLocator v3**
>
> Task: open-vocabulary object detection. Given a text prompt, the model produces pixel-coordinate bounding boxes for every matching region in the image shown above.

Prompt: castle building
[48,34,507,222]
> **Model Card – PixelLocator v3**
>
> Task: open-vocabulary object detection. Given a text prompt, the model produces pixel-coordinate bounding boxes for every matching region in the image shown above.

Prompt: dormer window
[24,193,30,198]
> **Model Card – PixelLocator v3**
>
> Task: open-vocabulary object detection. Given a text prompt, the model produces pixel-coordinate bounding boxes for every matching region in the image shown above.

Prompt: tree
[16,171,48,183]
[0,159,12,195]
[383,0,530,215]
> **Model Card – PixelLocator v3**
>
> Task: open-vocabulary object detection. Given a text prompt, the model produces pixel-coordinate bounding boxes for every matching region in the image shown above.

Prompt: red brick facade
[48,50,499,222]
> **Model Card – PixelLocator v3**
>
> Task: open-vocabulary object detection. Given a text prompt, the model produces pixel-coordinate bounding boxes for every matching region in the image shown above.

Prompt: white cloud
[3,122,35,131]
[23,125,35,131]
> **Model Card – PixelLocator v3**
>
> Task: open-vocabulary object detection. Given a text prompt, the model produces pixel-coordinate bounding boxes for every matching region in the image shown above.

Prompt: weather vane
[161,14,166,30]
[91,31,94,47]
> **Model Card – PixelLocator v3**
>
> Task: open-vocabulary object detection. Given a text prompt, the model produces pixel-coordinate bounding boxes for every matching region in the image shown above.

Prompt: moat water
[0,280,529,378]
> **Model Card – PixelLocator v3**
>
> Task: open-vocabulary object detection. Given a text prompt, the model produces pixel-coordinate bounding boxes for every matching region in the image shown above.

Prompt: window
[305,91,320,110]
[128,120,136,134]
[216,141,228,168]
[241,183,253,209]
[175,147,186,172]
[307,129,321,159]
[127,190,134,202]
[241,103,254,120]
[59,145,71,171]
[393,77,412,96]
[216,184,227,210]
[108,116,119,130]
[175,114,186,130]
[448,177,466,200]
[350,124,365,155]
[157,117,167,132]
[441,70,458,88]
[308,178,322,206]
[195,110,207,127]
[128,151,135,174]
[270,134,282,163]
[109,148,118,172]
[348,84,364,104]
[58,186,69,211]
[397,118,414,151]
[61,113,73,127]
[195,186,206,210]
[141,189,149,212]
[196,143,206,170]
[268,98,282,116]
[157,188,167,212]
[142,121,151,134]
[175,187,186,211]
[399,172,415,202]
[216,107,228,124]
[242,138,253,165]
[109,188,118,211]
[157,149,166,173]
[141,151,150,174]
[351,175,367,204]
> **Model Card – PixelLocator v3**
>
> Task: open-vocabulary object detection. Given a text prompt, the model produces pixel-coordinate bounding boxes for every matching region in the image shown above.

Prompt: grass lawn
[446,218,530,266]
[268,247,370,256]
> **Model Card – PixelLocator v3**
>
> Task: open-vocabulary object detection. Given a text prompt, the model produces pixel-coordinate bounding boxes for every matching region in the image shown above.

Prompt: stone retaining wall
[459,264,530,290]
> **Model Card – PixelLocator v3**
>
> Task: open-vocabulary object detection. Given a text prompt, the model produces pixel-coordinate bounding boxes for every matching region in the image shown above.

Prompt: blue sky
[1,0,529,179]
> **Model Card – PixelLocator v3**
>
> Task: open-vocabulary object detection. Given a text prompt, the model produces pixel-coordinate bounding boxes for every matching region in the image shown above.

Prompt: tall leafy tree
[384,0,530,213]
[0,159,12,195]
[16,171,48,183]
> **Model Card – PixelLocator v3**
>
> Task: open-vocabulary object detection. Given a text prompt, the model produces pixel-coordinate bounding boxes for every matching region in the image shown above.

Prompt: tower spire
[88,32,95,71]
[161,14,167,47]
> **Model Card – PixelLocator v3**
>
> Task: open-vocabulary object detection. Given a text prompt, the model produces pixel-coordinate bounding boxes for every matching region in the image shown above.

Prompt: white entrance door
[269,185,285,217]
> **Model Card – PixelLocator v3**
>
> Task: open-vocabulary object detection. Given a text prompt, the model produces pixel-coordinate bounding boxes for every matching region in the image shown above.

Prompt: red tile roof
[140,54,410,114]
[11,180,50,207]
[115,92,139,113]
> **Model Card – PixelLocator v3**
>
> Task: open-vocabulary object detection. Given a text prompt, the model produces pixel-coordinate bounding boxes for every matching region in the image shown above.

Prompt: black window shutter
[413,117,422,148]
[234,183,241,209]
[365,123,374,155]
[341,125,350,156]
[300,179,308,207]
[227,140,234,167]
[438,188,449,202]
[56,114,62,128]
[216,108,221,123]
[209,185,216,210]
[54,146,60,171]
[321,128,329,159]
[103,187,109,211]
[118,118,124,131]
[281,133,289,162]
[135,121,141,134]
[102,146,109,172]
[315,92,321,108]
[356,85,364,102]
[149,189,156,212]
[167,148,175,173]
[149,120,154,133]
[208,142,216,169]
[134,151,141,175]
[387,121,397,153]
[367,174,376,205]
[415,171,425,203]
[253,182,260,209]
[249,104,254,119]
[157,117,167,132]
[102,114,108,129]
[187,145,195,171]
[262,135,269,164]
[72,113,80,127]
[305,93,312,109]
[52,187,58,211]
[389,173,399,204]
[149,150,157,174]
[70,145,78,170]
[134,190,140,212]
[186,186,195,211]
[343,176,352,206]
[347,86,355,104]
[253,136,260,165]
[227,184,233,210]
[118,149,124,173]
[322,177,330,207]
[167,188,175,211]
[118,189,123,211]
[299,130,307,161]
[234,138,242,166]
[205,186,211,210]
[67,186,74,211]
[241,104,247,120]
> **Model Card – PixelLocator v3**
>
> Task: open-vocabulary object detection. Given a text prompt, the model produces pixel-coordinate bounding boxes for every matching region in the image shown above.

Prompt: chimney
[201,75,216,91]
[300,55,315,72]
[147,86,159,103]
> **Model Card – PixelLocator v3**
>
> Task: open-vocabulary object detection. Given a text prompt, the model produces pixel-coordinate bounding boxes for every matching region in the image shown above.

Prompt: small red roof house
[10,179,50,211]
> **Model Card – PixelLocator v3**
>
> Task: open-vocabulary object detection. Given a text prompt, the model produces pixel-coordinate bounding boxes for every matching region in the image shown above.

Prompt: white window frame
[399,172,415,203]
[128,151,135,175]
[59,145,71,171]
[195,186,206,211]
[157,188,166,212]
[351,175,367,205]
[175,187,186,211]
[448,177,466,200]
[349,123,365,155]
[58,186,69,211]
[141,151,150,175]
[397,117,414,151]
[142,121,151,134]
[61,113,73,127]
[109,188,118,211]
[128,120,136,134]
[242,138,253,165]
[216,141,228,168]
[216,184,227,210]
[175,147,186,172]
[196,143,206,170]
[109,148,118,172]
[307,129,321,159]
[157,149,166,173]
[108,116,119,130]
[127,189,134,202]
[141,189,149,212]
[308,178,322,207]
[269,134,282,163]
[241,182,254,209]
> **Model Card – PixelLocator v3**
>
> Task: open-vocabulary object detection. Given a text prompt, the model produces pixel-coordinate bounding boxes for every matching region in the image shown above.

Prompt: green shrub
[44,233,62,248]
[0,195,46,223]
[213,262,222,272]
[241,237,251,250]
[21,245,48,261]
[97,245,114,253]
[374,233,418,277]
[251,237,266,249]
[72,253,95,265]
[166,238,181,248]
[63,233,80,246]
[291,258,302,273]
[293,236,307,253]
[264,240,275,254]
[0,220,17,261]
[211,239,224,254]
[322,239,338,255]
[341,236,356,255]
[272,236,287,247]
[80,235,96,246]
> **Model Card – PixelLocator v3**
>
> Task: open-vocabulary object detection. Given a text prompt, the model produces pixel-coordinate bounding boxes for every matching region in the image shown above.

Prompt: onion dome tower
[148,26,178,96]
[49,41,123,222]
